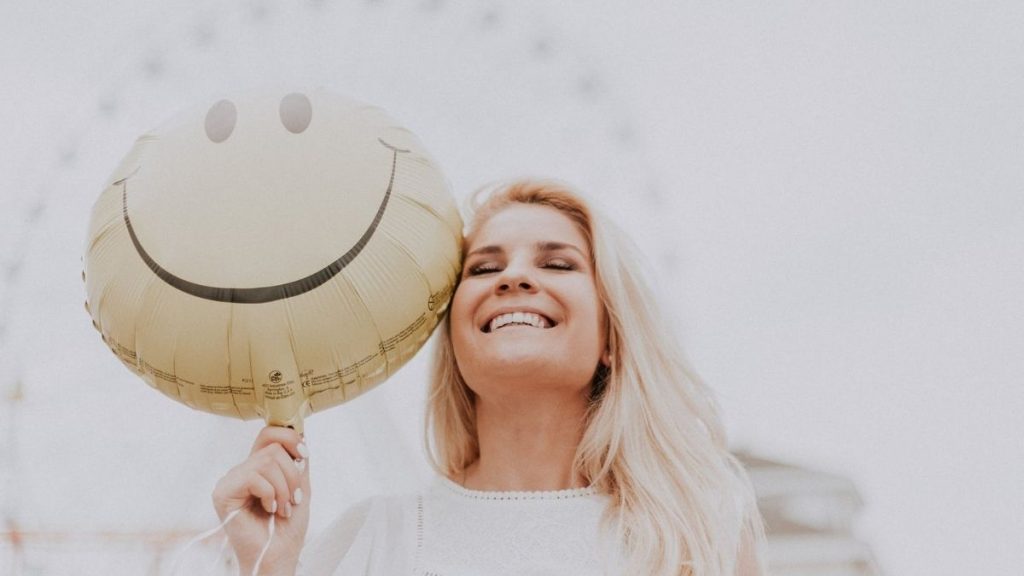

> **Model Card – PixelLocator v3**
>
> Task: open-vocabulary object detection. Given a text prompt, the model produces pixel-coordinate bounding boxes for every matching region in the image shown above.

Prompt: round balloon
[83,89,462,430]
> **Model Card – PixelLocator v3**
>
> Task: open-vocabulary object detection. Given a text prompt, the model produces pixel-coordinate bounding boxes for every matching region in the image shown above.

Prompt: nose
[495,264,537,294]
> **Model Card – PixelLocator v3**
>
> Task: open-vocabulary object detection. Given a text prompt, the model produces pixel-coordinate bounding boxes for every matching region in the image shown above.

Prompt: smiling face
[450,203,607,399]
[115,90,435,297]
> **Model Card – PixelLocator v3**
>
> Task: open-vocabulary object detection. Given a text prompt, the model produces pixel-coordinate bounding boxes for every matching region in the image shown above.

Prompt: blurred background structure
[2,1,1022,574]
[743,453,880,576]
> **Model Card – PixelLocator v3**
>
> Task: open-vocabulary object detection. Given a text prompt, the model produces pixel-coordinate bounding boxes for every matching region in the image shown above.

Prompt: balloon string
[251,512,276,576]
[169,506,242,575]
[168,504,276,576]
[212,534,231,572]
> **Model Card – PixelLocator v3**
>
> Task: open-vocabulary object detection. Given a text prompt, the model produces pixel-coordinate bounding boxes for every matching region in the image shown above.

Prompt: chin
[471,353,595,394]
[485,349,559,375]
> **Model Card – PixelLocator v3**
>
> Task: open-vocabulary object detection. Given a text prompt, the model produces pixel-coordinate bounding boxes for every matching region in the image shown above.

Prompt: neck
[460,389,590,492]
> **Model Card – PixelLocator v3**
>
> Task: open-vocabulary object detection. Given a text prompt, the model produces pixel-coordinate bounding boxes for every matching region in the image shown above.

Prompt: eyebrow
[466,241,587,259]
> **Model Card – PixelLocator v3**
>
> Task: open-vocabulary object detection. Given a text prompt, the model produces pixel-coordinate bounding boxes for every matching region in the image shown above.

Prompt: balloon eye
[204,99,237,143]
[280,93,312,134]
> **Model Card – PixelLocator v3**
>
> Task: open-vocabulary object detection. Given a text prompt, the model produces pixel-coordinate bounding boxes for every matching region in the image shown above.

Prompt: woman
[213,180,766,575]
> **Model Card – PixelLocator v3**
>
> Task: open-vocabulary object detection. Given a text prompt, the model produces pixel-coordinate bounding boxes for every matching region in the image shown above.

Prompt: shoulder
[315,492,420,544]
[298,493,421,576]
[298,497,376,576]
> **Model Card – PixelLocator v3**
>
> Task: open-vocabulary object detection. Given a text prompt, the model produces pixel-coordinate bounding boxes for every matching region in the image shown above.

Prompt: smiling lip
[480,308,557,333]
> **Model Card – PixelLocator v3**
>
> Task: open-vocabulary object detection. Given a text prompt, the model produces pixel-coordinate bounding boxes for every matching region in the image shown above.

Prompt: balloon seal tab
[265,398,310,434]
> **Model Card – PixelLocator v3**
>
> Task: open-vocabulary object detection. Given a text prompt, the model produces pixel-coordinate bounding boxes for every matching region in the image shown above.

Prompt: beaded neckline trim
[437,475,600,500]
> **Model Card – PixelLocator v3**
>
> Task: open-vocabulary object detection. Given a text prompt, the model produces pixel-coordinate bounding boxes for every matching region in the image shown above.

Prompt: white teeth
[487,312,551,332]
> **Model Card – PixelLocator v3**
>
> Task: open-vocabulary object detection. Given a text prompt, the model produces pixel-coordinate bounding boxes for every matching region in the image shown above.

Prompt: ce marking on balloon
[116,136,409,304]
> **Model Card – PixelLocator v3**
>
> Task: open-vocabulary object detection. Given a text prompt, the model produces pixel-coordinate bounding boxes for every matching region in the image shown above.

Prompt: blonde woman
[213,180,766,575]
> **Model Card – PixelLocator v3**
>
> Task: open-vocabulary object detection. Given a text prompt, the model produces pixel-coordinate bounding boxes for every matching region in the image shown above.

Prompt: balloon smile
[119,137,409,304]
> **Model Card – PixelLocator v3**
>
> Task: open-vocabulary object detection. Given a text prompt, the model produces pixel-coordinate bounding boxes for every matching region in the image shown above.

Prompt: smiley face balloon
[83,90,462,430]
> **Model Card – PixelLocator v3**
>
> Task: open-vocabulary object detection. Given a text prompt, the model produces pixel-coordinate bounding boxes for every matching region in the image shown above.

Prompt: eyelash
[544,260,576,271]
[467,263,501,276]
[466,260,577,276]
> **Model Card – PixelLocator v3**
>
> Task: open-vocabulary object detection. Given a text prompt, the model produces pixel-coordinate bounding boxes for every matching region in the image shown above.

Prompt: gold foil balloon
[83,90,462,430]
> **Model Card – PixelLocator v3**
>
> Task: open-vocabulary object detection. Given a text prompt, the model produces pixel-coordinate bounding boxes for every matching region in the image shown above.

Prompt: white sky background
[1,1,1022,575]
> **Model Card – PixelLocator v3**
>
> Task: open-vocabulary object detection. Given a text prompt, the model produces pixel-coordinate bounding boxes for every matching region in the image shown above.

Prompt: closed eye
[543,259,576,271]
[466,259,577,276]
[466,262,502,276]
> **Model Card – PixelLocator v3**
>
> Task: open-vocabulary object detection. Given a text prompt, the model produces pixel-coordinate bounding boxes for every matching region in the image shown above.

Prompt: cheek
[591,316,608,356]
[449,283,473,327]
[448,284,478,351]
[583,289,608,354]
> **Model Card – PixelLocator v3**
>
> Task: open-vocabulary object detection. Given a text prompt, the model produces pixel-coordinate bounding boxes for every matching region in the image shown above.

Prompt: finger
[247,474,278,516]
[266,444,305,506]
[213,466,266,518]
[257,459,293,519]
[249,426,308,462]
[295,446,311,507]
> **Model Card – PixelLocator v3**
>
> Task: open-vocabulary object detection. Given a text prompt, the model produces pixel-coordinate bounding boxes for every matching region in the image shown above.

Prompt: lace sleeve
[296,498,375,576]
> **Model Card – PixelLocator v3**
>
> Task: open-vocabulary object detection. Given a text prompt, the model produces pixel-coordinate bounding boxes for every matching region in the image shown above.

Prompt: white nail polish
[297,443,309,459]
[294,488,304,505]
[270,500,278,514]
[295,458,306,473]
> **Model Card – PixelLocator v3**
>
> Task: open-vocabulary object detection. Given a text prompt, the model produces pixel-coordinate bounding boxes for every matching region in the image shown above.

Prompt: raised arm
[212,426,311,576]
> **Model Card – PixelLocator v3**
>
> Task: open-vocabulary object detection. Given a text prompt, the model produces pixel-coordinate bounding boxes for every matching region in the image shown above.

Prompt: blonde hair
[425,180,766,575]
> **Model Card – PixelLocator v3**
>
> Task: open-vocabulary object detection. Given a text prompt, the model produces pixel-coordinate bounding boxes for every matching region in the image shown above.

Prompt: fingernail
[293,488,304,505]
[270,500,278,514]
[297,443,309,459]
[295,458,306,473]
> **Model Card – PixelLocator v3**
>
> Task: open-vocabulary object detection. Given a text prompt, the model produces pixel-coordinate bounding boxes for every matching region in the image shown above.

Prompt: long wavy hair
[425,180,766,575]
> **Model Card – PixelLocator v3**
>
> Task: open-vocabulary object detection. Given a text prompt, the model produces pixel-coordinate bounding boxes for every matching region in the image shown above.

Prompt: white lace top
[298,476,623,576]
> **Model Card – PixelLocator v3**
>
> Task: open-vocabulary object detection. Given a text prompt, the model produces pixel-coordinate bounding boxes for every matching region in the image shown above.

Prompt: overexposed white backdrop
[1,2,1022,575]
